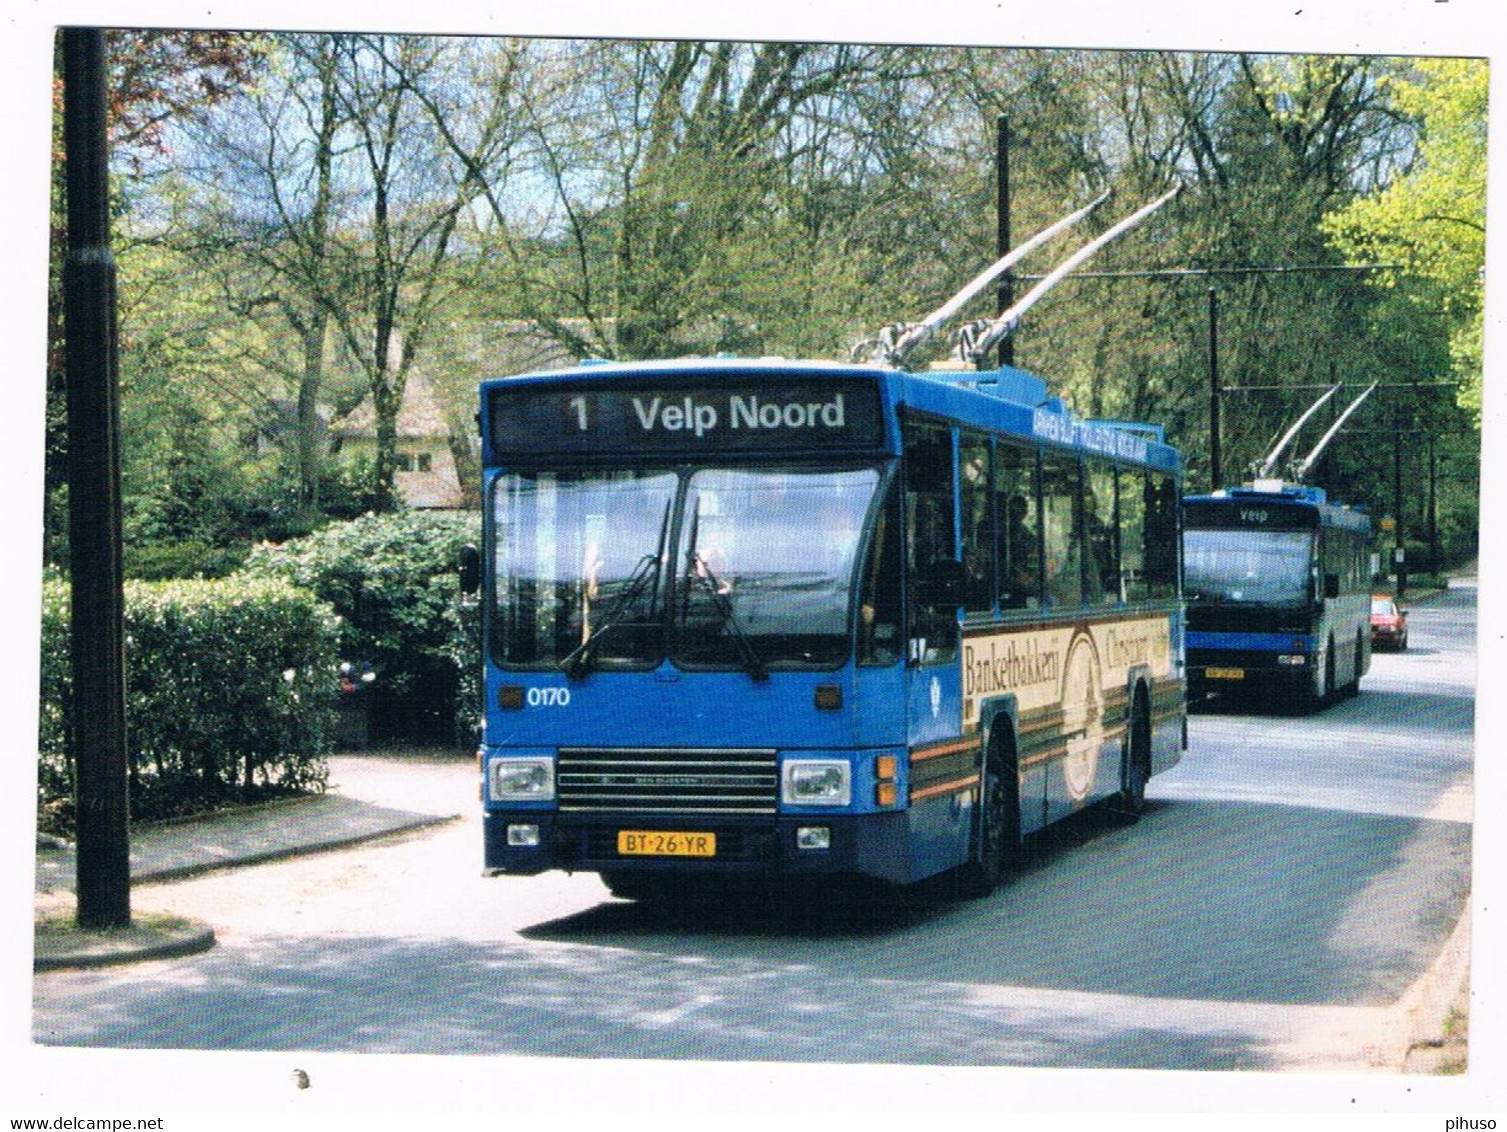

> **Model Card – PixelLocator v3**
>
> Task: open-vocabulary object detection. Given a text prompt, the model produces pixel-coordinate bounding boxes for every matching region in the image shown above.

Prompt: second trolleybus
[1183,482,1374,709]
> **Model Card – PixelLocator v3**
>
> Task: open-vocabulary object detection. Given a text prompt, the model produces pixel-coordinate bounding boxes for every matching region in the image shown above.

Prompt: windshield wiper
[680,505,768,681]
[559,502,672,679]
[559,553,662,678]
[685,550,770,681]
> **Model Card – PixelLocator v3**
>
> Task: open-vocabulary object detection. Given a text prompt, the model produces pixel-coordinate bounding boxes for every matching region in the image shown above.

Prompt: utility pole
[995,116,1013,370]
[1208,287,1222,490]
[62,26,132,929]
[1428,437,1440,575]
[1393,413,1407,600]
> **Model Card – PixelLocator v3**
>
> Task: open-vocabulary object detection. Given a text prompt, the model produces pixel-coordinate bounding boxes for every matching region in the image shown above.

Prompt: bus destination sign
[1184,499,1317,530]
[490,377,886,456]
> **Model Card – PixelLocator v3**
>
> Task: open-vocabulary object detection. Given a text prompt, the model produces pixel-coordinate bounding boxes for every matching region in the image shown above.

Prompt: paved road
[32,588,1474,1075]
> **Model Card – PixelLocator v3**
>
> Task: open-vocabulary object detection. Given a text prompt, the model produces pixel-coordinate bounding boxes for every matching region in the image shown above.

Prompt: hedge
[39,576,341,832]
[240,510,481,744]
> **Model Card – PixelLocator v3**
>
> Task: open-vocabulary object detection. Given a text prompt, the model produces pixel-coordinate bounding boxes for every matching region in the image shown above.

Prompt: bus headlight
[488,757,555,802]
[783,760,851,806]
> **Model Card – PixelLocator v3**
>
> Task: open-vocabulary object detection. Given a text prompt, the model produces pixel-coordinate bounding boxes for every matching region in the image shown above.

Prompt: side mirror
[917,558,965,608]
[458,544,482,596]
[1323,572,1340,600]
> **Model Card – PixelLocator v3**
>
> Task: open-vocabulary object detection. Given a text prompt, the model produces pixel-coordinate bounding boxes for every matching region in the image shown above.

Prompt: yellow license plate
[1206,667,1245,680]
[617,830,717,857]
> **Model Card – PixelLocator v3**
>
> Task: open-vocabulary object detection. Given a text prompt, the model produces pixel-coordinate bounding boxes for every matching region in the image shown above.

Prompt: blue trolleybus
[1183,483,1373,708]
[473,356,1185,897]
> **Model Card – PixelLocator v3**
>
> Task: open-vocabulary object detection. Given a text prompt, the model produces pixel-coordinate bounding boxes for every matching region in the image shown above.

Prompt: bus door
[902,419,970,866]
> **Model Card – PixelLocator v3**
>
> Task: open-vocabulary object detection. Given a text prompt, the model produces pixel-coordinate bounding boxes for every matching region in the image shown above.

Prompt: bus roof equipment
[1251,381,1379,485]
[851,184,1183,371]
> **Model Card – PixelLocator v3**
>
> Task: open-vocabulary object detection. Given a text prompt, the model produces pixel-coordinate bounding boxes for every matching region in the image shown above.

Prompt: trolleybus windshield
[1183,527,1313,606]
[491,464,881,672]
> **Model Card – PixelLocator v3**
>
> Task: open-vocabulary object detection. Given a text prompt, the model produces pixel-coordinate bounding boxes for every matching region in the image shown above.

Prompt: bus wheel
[1344,631,1364,697]
[956,742,1017,899]
[1109,691,1151,825]
[1300,640,1332,713]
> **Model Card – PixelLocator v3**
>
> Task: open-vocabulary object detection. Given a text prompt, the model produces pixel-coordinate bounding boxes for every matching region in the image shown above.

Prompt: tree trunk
[372,380,402,513]
[295,313,327,514]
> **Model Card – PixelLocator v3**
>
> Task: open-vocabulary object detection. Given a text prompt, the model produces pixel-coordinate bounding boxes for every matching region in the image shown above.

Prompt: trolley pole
[62,26,132,929]
[995,116,1013,370]
[1208,287,1222,490]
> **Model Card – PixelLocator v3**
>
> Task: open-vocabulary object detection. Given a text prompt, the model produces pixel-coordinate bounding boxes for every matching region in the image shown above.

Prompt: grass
[35,907,195,937]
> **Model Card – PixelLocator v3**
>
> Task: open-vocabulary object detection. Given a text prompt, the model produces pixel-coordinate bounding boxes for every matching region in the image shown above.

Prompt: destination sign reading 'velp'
[490,378,886,455]
[1184,500,1324,531]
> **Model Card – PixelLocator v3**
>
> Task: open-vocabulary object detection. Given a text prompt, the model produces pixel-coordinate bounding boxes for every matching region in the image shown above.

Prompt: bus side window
[1143,472,1179,599]
[1085,461,1119,605]
[959,430,994,615]
[903,419,959,664]
[1041,452,1084,608]
[1119,466,1146,601]
[994,441,1041,609]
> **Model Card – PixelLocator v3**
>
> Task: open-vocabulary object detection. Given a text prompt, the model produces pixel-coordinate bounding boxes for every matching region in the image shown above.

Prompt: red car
[1370,596,1409,651]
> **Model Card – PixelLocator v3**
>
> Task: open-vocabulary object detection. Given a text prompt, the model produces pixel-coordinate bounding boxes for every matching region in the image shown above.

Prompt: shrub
[124,538,251,581]
[449,598,482,747]
[240,510,481,743]
[39,576,341,831]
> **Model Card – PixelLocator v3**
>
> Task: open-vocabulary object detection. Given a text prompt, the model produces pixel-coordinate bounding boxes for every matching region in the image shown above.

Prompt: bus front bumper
[1187,651,1313,695]
[484,810,914,885]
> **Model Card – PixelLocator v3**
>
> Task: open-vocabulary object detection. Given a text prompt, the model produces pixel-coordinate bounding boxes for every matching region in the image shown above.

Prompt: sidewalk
[35,792,457,894]
[34,750,465,970]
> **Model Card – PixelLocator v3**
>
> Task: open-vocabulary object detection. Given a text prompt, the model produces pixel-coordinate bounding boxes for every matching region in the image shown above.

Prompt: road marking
[1425,776,1475,824]
[640,992,721,1029]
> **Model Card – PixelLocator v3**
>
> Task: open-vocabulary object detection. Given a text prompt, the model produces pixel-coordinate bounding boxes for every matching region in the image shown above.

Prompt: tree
[181,33,523,512]
[1323,59,1487,422]
[58,34,1477,566]
[446,39,948,363]
[45,30,260,567]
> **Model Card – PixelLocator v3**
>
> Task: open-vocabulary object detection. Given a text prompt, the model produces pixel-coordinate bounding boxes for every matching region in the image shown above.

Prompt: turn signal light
[875,754,899,807]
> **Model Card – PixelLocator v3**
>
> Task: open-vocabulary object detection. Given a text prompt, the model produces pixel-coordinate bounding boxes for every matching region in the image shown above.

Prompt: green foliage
[240,511,481,741]
[124,539,251,581]
[44,36,1479,611]
[113,234,278,550]
[1323,59,1487,422]
[38,577,340,832]
[450,598,483,746]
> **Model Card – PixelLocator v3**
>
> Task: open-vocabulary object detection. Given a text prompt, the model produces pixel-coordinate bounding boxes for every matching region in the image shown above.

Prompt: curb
[36,801,463,894]
[35,805,461,972]
[34,918,218,973]
[130,811,461,886]
[1393,903,1473,1072]
[136,790,330,830]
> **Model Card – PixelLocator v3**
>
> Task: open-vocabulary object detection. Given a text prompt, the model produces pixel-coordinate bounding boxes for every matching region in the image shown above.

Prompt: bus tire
[1108,688,1151,826]
[956,736,1018,899]
[1299,638,1333,713]
[1344,630,1364,697]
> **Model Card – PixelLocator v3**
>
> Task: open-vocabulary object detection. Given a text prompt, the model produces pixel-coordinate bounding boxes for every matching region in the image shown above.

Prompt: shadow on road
[526,797,1469,1009]
[31,919,1275,1069]
[32,797,1468,1070]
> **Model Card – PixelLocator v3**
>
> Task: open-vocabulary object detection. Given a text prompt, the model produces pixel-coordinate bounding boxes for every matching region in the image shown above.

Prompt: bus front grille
[557,748,779,814]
